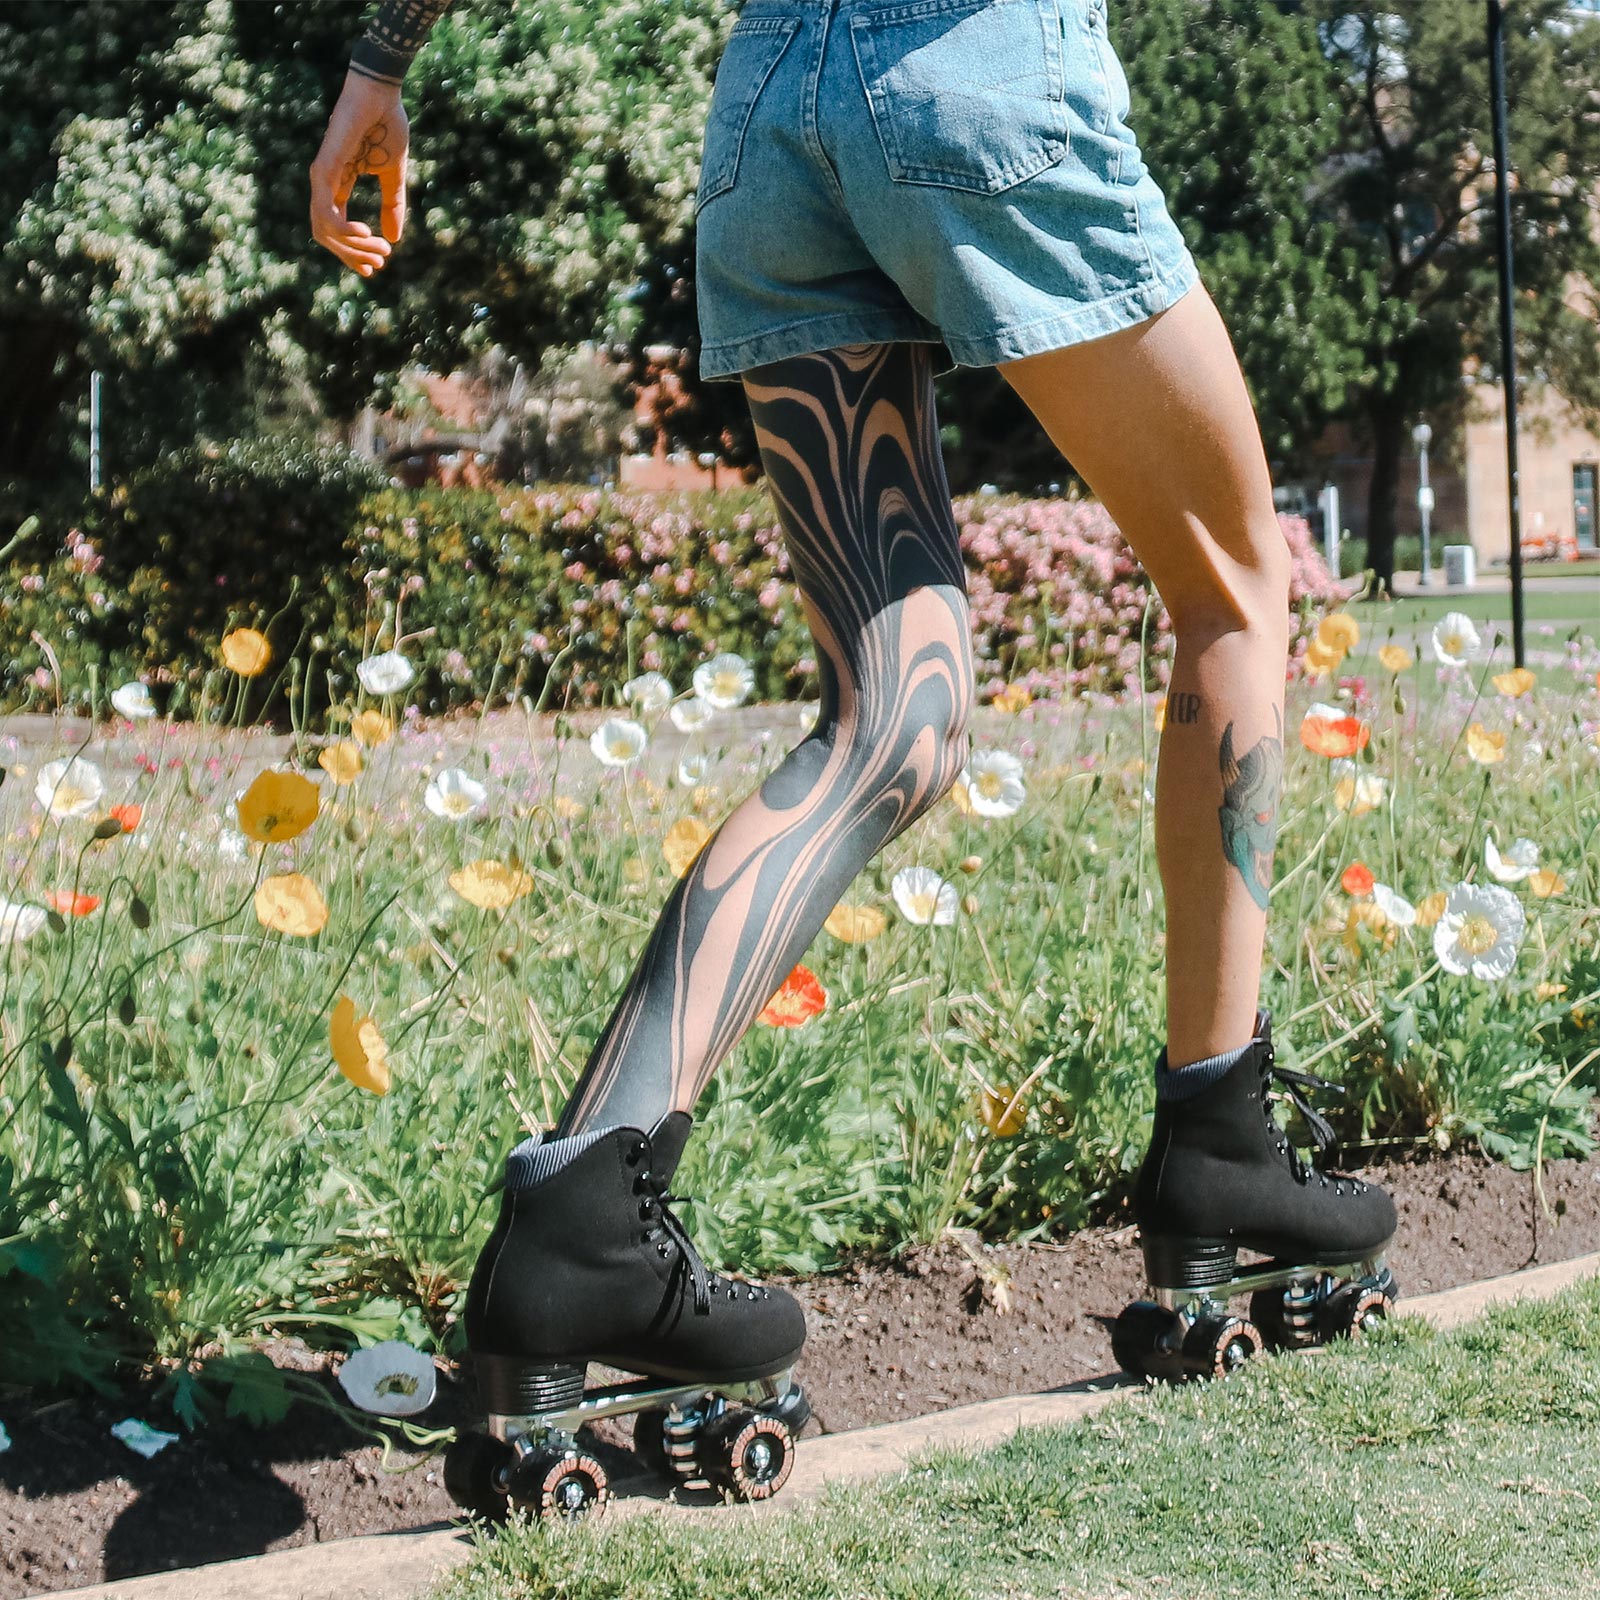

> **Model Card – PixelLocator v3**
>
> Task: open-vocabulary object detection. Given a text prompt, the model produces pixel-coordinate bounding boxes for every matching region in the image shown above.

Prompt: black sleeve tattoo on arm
[349,0,457,86]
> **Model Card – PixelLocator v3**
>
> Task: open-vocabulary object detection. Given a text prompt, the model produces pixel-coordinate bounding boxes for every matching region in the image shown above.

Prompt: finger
[379,152,407,243]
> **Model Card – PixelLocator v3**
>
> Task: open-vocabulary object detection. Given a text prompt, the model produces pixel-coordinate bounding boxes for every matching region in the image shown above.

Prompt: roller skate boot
[445,1112,809,1522]
[1114,1009,1398,1382]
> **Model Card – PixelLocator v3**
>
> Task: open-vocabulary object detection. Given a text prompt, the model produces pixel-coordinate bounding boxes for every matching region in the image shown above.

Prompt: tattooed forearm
[349,0,456,86]
[1217,707,1282,911]
[1168,691,1201,725]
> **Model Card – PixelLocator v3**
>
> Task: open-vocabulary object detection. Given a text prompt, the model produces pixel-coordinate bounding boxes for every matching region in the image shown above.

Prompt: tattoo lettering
[1217,707,1283,911]
[1169,692,1201,725]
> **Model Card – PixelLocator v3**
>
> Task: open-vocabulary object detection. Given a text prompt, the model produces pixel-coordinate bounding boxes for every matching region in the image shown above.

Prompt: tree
[0,0,725,495]
[1306,0,1600,591]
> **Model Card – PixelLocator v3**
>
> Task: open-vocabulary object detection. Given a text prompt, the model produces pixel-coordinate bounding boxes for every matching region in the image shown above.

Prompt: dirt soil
[4,1147,1599,1598]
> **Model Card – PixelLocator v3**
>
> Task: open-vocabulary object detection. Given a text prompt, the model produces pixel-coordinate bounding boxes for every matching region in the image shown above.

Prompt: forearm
[348,0,456,87]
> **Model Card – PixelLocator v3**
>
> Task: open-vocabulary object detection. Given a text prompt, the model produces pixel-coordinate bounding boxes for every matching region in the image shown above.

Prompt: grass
[435,1275,1600,1600]
[1351,588,1596,631]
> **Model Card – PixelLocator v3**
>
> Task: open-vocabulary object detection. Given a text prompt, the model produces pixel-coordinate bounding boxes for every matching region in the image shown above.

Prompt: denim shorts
[695,0,1200,381]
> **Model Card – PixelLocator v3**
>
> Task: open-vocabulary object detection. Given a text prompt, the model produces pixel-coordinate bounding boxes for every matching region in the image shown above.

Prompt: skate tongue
[646,1111,694,1186]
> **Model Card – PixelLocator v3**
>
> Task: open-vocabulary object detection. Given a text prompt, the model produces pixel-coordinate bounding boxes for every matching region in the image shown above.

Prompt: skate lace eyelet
[657,1241,671,1257]
[626,1141,647,1165]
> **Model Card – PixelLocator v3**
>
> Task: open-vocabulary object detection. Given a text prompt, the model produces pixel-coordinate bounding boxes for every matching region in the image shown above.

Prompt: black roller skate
[1114,1010,1398,1383]
[445,1112,810,1522]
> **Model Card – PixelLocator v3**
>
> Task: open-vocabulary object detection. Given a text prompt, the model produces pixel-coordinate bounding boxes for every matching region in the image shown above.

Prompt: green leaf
[217,1351,292,1428]
[162,1366,211,1432]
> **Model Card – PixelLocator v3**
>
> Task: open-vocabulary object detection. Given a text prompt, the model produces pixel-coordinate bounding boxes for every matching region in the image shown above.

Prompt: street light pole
[1487,0,1526,668]
[1413,422,1433,587]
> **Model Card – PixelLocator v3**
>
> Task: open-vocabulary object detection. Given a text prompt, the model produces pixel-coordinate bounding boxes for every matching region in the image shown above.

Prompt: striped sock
[504,1127,615,1190]
[1155,1038,1255,1103]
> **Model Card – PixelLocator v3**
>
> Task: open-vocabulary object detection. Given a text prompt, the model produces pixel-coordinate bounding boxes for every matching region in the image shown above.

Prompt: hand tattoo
[339,121,393,196]
[1217,706,1282,911]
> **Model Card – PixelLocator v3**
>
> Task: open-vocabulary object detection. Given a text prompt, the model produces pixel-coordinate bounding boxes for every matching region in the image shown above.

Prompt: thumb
[380,151,407,243]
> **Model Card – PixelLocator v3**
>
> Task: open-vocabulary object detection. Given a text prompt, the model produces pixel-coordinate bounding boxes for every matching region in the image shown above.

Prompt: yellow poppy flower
[254,872,329,937]
[663,817,713,877]
[236,769,319,844]
[351,709,394,747]
[331,995,390,1095]
[1413,891,1448,928]
[1303,636,1345,677]
[448,858,535,909]
[1342,900,1395,957]
[1528,869,1565,898]
[1536,982,1569,1002]
[1465,723,1506,764]
[1152,695,1168,734]
[1378,644,1413,673]
[1492,667,1537,699]
[949,780,974,816]
[552,795,586,820]
[220,628,271,678]
[691,783,723,816]
[992,684,1031,713]
[824,902,888,943]
[979,1084,1027,1138]
[318,741,364,785]
[1317,612,1361,652]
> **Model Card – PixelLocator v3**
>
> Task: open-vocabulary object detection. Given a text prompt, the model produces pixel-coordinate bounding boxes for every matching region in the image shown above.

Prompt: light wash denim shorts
[695,0,1200,381]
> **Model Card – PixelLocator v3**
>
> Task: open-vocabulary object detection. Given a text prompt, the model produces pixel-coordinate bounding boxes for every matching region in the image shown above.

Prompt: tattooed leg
[1000,283,1293,1066]
[556,344,973,1136]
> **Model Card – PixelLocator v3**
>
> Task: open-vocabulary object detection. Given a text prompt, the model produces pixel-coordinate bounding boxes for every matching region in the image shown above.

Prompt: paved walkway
[42,1250,1600,1600]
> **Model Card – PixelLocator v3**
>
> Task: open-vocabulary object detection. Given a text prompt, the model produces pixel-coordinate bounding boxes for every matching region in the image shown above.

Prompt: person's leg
[999,282,1290,1072]
[556,342,973,1138]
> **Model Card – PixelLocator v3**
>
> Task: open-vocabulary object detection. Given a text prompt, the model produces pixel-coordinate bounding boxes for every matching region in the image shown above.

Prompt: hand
[309,73,410,276]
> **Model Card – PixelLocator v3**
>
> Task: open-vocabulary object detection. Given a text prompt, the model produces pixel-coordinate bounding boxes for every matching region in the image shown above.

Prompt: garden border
[43,1249,1600,1600]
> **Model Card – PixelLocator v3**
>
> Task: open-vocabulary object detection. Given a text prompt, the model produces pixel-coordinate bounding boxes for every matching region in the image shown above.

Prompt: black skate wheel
[1324,1282,1393,1342]
[760,1381,812,1435]
[699,1407,795,1502]
[1111,1301,1179,1380]
[443,1430,513,1523]
[508,1446,611,1521]
[1184,1314,1263,1380]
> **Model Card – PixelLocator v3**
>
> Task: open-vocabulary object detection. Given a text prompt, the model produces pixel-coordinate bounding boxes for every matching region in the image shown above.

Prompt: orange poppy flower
[108,803,142,833]
[757,964,827,1027]
[44,889,100,916]
[1299,714,1370,759]
[1341,862,1375,897]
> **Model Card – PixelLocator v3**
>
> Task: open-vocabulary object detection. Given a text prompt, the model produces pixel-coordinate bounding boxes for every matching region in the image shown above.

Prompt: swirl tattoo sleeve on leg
[555,344,974,1137]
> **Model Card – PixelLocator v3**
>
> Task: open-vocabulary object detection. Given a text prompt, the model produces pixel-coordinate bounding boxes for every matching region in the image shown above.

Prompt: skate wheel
[1184,1314,1263,1380]
[508,1446,611,1521]
[699,1407,795,1502]
[1326,1282,1394,1342]
[1111,1301,1179,1380]
[443,1431,513,1523]
[760,1381,812,1435]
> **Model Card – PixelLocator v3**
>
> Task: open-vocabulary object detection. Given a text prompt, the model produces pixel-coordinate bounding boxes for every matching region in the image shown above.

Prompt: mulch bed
[5,1147,1598,1598]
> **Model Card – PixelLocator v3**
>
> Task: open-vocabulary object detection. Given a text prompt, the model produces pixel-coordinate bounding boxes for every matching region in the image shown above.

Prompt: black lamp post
[1487,0,1527,668]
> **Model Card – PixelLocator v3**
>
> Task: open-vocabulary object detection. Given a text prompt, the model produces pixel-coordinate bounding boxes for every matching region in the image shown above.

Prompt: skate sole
[1141,1231,1396,1297]
[473,1348,807,1416]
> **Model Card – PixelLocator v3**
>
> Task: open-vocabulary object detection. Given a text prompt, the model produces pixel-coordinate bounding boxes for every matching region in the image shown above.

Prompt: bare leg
[557,344,973,1136]
[1001,284,1293,1068]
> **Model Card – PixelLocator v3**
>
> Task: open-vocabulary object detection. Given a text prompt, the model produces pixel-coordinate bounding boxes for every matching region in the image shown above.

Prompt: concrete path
[40,1249,1600,1600]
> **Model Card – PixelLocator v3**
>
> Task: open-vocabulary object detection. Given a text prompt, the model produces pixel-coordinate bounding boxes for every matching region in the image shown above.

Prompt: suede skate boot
[463,1111,807,1417]
[1133,1009,1396,1293]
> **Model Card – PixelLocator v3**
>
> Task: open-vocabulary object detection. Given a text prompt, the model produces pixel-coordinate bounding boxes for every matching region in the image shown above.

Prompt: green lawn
[436,1275,1600,1600]
[1354,587,1597,633]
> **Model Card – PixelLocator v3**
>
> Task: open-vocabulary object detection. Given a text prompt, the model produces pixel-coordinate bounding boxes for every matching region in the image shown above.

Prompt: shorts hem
[942,252,1201,368]
[698,310,943,382]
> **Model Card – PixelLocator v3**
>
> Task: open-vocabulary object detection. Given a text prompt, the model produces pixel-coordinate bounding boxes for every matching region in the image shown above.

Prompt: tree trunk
[1364,393,1406,597]
[0,320,81,484]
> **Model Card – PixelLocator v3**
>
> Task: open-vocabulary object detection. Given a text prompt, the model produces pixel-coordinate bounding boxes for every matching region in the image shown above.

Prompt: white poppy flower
[1306,701,1346,723]
[1371,882,1416,926]
[216,828,250,863]
[623,671,673,714]
[677,753,709,786]
[960,750,1026,819]
[692,653,755,710]
[590,717,648,767]
[337,1341,437,1417]
[669,695,716,733]
[1433,881,1526,980]
[892,865,958,926]
[0,899,48,945]
[1484,835,1539,883]
[111,682,156,720]
[357,650,415,696]
[1431,612,1482,667]
[34,756,105,818]
[798,702,821,734]
[1330,759,1388,815]
[424,767,488,821]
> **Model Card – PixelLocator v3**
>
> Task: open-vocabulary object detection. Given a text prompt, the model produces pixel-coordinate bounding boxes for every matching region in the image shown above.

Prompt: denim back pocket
[851,0,1067,194]
[696,16,802,212]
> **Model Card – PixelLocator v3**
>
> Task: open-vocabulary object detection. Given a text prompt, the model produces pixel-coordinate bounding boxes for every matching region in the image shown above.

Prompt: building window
[1575,464,1597,552]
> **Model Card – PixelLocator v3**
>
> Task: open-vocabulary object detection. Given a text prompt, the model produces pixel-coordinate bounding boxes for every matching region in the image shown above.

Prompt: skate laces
[636,1169,716,1315]
[1261,1049,1342,1181]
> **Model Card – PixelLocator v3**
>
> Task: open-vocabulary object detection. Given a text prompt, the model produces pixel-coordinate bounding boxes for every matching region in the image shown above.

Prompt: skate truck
[445,1113,811,1521]
[1114,1012,1400,1381]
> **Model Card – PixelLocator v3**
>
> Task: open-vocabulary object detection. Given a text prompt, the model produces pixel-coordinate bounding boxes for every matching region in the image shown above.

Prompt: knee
[837,678,972,819]
[1164,517,1295,643]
